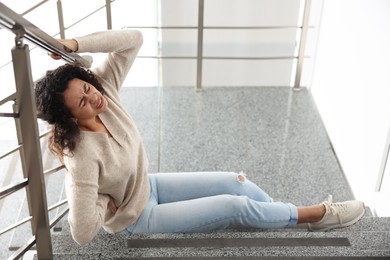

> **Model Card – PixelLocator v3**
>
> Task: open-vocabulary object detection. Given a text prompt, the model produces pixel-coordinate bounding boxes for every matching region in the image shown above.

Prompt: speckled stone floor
[121,86,353,206]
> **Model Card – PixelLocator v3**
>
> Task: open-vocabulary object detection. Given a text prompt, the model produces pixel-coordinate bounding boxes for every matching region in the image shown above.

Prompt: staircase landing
[35,87,390,258]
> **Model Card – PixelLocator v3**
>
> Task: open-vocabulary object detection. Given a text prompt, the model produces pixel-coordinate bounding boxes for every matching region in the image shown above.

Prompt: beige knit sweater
[63,30,150,245]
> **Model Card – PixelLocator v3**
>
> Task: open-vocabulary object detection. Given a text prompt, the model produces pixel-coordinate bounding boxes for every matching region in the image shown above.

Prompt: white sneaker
[308,195,365,232]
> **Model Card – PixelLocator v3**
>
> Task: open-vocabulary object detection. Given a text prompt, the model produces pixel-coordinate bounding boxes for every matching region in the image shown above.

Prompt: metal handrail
[0,2,90,68]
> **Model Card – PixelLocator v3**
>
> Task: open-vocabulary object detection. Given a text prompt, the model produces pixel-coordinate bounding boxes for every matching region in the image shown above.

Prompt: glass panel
[112,0,158,28]
[160,29,197,57]
[0,29,16,68]
[65,7,108,37]
[61,0,105,29]
[1,0,43,14]
[0,64,16,103]
[133,29,159,57]
[203,29,297,58]
[23,1,59,36]
[377,160,390,216]
[29,45,66,81]
[160,59,197,87]
[123,58,159,87]
[375,138,390,217]
[204,0,301,27]
[160,0,198,27]
[202,59,294,87]
[0,118,18,156]
[0,186,33,258]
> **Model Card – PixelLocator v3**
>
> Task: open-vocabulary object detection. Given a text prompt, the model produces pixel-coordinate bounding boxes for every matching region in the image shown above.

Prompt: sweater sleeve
[64,156,109,245]
[73,29,143,93]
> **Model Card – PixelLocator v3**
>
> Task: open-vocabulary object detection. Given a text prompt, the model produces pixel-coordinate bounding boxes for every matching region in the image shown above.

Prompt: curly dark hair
[35,64,104,158]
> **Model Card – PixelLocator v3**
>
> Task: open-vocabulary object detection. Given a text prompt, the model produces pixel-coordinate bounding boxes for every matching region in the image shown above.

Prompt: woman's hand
[49,39,78,60]
[108,196,118,214]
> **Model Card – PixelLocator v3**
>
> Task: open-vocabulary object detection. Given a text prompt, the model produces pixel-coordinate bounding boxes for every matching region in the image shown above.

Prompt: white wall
[310,0,390,216]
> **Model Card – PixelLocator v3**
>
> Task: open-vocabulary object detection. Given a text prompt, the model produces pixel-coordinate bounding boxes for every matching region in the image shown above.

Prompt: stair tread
[51,230,390,258]
[55,215,390,236]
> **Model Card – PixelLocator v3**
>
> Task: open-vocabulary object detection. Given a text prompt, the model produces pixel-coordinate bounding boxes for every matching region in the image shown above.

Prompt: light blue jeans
[122,172,298,234]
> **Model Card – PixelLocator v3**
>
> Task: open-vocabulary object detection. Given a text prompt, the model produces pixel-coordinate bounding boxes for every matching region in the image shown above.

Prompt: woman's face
[63,78,107,123]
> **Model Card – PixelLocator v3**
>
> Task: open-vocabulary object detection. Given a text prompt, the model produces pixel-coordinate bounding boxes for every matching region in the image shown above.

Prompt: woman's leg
[126,173,298,234]
[123,174,365,234]
[134,194,298,233]
[153,171,273,203]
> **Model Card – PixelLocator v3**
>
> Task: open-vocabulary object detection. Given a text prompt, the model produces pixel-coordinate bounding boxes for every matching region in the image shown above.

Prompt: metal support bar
[0,178,28,200]
[0,92,16,106]
[50,207,69,228]
[294,0,312,90]
[0,112,19,117]
[12,40,53,259]
[0,215,32,236]
[196,0,204,92]
[57,0,65,39]
[106,0,112,30]
[0,145,22,160]
[48,199,68,211]
[44,165,66,175]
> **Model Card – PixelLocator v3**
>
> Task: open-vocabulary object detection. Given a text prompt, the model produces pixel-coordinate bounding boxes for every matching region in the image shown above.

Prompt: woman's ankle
[297,204,326,224]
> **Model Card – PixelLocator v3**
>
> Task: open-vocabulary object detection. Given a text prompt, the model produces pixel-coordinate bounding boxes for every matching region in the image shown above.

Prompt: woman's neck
[79,116,112,137]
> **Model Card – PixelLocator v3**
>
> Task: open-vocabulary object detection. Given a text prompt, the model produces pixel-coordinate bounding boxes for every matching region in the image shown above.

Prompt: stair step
[49,216,390,258]
[51,230,390,258]
[53,216,390,238]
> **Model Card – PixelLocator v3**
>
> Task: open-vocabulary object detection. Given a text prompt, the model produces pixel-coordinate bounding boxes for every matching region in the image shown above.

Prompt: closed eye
[78,84,90,108]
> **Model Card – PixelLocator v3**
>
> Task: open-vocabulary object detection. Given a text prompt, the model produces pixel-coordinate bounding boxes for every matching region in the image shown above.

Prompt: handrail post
[57,0,65,39]
[294,0,311,91]
[11,36,53,259]
[196,0,204,92]
[106,0,112,30]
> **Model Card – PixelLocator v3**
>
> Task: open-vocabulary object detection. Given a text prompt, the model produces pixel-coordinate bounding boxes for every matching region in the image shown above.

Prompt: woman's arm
[73,30,143,93]
[64,153,110,246]
[66,181,109,245]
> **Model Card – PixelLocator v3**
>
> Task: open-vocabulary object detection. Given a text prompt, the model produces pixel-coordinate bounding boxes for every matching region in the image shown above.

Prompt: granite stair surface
[31,87,390,258]
[46,212,390,259]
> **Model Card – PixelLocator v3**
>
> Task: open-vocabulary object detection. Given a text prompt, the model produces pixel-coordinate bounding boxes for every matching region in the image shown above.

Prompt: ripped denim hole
[237,171,246,184]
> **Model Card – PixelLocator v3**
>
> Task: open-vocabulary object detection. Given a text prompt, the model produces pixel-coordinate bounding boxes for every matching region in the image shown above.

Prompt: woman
[35,30,365,246]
